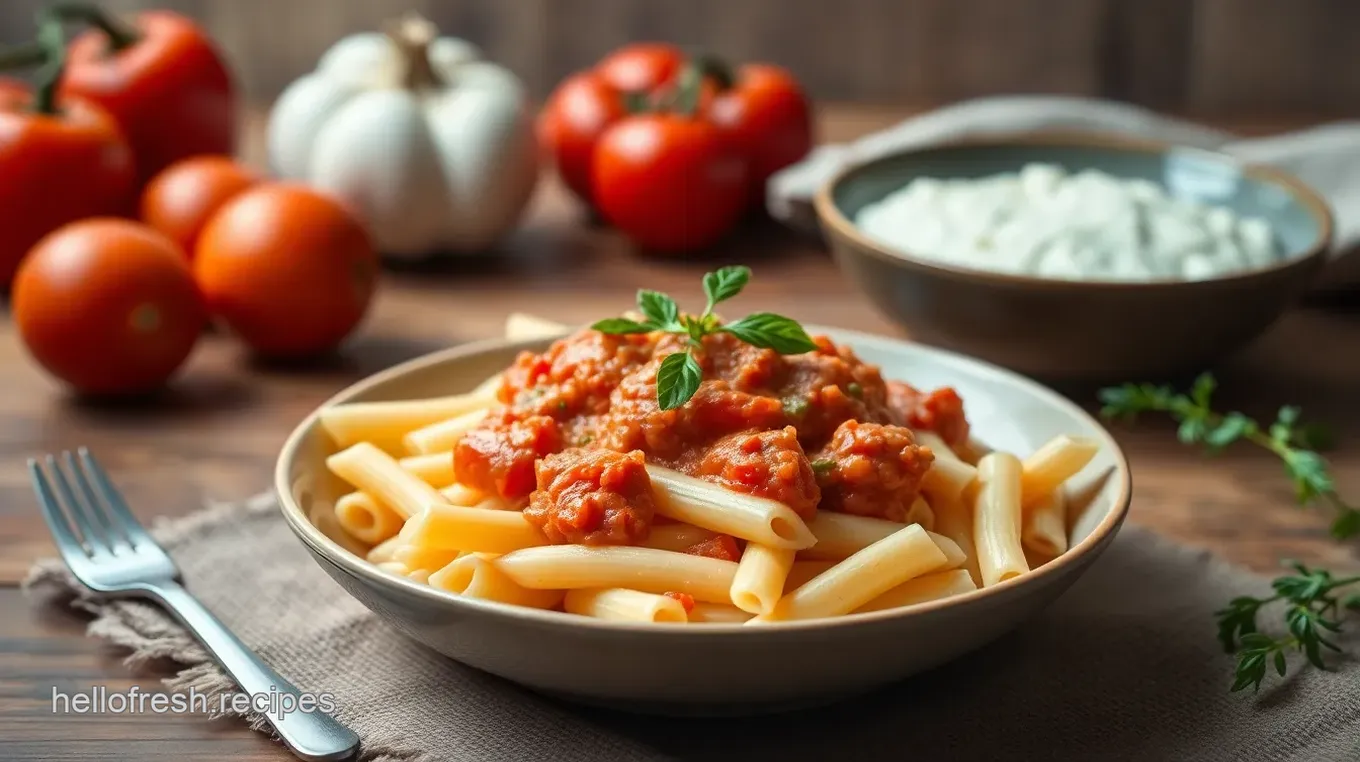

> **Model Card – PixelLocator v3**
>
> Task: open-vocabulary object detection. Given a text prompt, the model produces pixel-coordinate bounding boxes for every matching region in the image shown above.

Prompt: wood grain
[1,105,1358,760]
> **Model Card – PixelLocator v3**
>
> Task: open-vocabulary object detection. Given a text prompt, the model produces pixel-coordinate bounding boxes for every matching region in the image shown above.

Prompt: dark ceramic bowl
[815,132,1333,379]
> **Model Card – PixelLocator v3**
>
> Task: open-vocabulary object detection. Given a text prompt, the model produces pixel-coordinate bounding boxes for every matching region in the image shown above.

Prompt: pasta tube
[1022,489,1068,558]
[855,569,977,613]
[327,442,447,519]
[973,452,1029,587]
[752,524,948,622]
[403,409,489,455]
[319,391,495,451]
[493,545,739,604]
[564,588,688,623]
[730,544,795,615]
[1020,435,1099,507]
[647,465,815,549]
[335,491,404,545]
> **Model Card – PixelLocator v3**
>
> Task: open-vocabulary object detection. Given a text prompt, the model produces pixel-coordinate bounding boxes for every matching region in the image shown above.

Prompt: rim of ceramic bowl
[275,327,1133,636]
[813,129,1335,290]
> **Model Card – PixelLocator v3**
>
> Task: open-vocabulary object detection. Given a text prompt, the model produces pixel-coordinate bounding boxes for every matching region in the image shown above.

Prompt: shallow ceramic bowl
[816,133,1333,379]
[275,328,1131,715]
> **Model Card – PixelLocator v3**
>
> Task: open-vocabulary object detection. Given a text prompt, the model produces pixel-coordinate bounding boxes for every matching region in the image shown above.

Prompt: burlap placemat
[24,494,1360,762]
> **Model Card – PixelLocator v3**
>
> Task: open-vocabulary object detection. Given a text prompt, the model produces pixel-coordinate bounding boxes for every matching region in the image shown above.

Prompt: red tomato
[13,219,205,395]
[595,43,684,93]
[0,80,135,287]
[536,73,627,207]
[140,156,260,258]
[62,10,236,186]
[709,64,813,205]
[592,115,748,252]
[539,43,683,208]
[193,184,378,357]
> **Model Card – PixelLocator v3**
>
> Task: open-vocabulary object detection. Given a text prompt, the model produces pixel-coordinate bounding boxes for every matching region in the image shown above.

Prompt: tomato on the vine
[595,43,684,93]
[708,64,812,204]
[593,112,748,253]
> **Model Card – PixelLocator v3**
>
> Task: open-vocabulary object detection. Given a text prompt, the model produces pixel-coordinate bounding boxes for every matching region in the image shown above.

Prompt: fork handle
[145,581,360,761]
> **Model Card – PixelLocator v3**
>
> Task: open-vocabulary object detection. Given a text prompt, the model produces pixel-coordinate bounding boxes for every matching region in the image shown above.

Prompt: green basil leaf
[721,312,816,354]
[637,289,680,330]
[592,317,653,334]
[657,351,703,411]
[702,265,751,314]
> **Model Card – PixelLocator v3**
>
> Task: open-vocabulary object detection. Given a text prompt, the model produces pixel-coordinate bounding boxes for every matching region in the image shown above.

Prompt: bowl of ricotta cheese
[815,133,1332,378]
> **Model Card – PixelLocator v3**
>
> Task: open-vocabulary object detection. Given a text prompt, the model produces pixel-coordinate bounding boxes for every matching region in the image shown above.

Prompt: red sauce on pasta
[453,328,970,546]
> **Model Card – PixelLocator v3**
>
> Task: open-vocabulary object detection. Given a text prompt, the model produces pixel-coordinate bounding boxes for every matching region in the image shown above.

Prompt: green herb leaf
[592,317,654,334]
[656,351,703,411]
[782,397,809,419]
[1330,509,1360,540]
[637,289,680,330]
[810,458,835,476]
[722,312,817,354]
[702,265,751,314]
[1205,412,1255,450]
[1283,449,1333,503]
[846,382,863,399]
[1191,372,1217,408]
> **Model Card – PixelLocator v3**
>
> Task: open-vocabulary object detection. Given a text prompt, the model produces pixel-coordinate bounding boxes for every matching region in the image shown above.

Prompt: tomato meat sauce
[453,328,970,545]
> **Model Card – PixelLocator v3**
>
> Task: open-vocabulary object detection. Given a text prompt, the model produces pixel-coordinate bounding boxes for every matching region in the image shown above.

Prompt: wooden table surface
[2,106,1358,761]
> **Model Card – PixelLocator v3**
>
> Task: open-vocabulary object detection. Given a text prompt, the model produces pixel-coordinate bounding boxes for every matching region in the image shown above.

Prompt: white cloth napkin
[768,95,1360,289]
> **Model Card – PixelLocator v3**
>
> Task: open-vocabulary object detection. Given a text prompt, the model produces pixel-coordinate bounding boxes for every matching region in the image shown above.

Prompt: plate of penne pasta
[275,274,1131,713]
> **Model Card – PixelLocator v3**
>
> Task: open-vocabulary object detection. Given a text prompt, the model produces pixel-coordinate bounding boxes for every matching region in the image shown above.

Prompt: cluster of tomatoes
[538,43,812,252]
[14,159,377,396]
[1,8,376,396]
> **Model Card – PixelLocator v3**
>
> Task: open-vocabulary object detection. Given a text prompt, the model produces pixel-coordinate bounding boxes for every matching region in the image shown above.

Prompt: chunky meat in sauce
[887,381,971,450]
[525,449,654,545]
[454,326,970,544]
[811,420,934,522]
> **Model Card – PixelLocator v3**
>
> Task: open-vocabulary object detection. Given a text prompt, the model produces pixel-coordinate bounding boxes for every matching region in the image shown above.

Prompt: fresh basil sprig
[591,266,816,410]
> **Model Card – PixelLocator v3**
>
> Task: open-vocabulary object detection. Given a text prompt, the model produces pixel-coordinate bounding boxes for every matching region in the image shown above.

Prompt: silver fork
[30,448,360,762]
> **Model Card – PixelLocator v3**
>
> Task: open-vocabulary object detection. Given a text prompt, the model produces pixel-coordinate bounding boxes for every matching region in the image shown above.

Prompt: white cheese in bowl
[853,163,1279,281]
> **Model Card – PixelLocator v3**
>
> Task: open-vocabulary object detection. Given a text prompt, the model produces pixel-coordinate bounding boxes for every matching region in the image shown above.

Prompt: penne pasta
[393,543,461,573]
[687,601,755,624]
[916,430,979,501]
[319,390,496,451]
[335,491,405,545]
[428,554,563,609]
[365,535,404,565]
[564,588,688,624]
[493,545,739,604]
[752,524,948,622]
[974,452,1029,587]
[783,560,836,592]
[438,482,486,507]
[327,442,448,519]
[404,409,490,455]
[803,510,964,568]
[397,451,457,488]
[406,569,432,584]
[932,493,982,586]
[400,504,548,554]
[1022,489,1068,558]
[856,569,978,613]
[640,523,716,552]
[647,465,815,549]
[1020,435,1099,507]
[375,561,410,576]
[730,544,795,615]
[905,496,935,531]
[505,313,570,340]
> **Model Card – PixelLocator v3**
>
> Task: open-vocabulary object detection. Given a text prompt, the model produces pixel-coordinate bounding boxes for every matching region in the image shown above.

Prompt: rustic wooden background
[1,0,1358,115]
